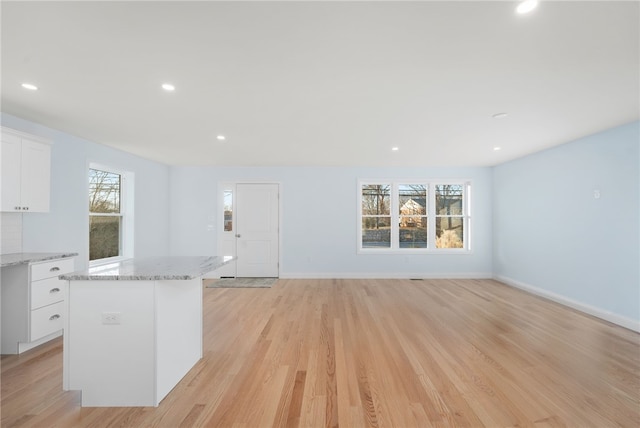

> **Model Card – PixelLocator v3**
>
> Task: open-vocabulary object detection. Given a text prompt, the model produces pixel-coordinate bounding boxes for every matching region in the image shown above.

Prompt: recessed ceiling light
[492,112,508,119]
[494,147,502,151]
[516,0,538,14]
[162,83,175,91]
[391,147,399,151]
[21,83,38,90]
[216,135,226,141]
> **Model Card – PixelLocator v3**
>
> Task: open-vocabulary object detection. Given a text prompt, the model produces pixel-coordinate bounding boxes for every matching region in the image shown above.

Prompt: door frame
[215,180,282,278]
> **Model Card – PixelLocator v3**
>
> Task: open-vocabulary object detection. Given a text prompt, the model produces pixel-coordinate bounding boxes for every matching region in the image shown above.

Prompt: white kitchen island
[60,256,232,407]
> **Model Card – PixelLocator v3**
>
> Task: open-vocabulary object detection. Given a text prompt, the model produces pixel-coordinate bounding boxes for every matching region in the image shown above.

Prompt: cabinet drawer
[31,277,66,310]
[31,258,75,281]
[31,301,64,341]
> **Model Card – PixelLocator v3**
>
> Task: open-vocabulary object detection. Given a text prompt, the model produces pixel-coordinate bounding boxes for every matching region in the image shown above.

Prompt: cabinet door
[1,132,22,212]
[20,138,51,212]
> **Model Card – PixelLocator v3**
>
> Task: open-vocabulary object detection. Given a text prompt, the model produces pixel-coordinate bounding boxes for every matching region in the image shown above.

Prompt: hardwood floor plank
[2,279,639,427]
[285,370,306,427]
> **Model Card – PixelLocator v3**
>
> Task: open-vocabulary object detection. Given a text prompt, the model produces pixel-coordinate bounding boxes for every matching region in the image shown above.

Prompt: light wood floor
[2,279,639,427]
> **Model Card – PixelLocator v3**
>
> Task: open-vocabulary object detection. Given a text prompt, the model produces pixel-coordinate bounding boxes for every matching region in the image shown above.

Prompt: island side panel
[155,277,203,403]
[67,280,156,407]
[0,264,29,354]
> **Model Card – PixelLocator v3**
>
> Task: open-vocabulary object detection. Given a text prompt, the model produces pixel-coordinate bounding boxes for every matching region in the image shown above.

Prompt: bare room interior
[1,1,638,427]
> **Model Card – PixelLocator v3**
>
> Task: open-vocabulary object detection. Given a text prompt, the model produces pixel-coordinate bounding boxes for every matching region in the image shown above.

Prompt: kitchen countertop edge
[0,252,79,268]
[59,256,234,281]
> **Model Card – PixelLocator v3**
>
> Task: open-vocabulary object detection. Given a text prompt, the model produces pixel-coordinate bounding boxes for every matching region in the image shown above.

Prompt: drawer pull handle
[49,314,61,321]
[49,267,61,272]
[49,288,61,294]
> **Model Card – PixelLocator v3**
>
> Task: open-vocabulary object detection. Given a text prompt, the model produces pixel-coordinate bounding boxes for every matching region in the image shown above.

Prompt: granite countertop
[0,252,78,268]
[60,256,234,281]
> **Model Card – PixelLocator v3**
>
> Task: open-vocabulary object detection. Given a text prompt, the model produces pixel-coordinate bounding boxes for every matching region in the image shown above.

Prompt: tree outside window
[361,184,391,248]
[435,184,464,249]
[89,168,122,261]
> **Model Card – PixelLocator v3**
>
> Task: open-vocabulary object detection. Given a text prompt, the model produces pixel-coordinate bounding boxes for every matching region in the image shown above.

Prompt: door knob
[235,234,241,238]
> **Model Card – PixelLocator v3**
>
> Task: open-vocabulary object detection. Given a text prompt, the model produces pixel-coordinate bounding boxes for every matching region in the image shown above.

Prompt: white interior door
[236,183,279,277]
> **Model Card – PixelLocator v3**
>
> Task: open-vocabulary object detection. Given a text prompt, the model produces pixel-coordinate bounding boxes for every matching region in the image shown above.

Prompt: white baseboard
[494,274,640,333]
[17,330,63,354]
[279,271,493,279]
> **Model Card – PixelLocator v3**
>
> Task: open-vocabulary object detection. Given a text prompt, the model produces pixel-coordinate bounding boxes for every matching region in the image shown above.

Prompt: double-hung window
[435,184,465,249]
[358,181,470,252]
[89,166,134,263]
[361,185,392,248]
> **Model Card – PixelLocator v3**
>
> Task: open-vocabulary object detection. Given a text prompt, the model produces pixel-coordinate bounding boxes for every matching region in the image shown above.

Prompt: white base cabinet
[1,258,75,354]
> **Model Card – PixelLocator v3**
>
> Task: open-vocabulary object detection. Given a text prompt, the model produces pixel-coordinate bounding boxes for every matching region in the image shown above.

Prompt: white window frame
[88,163,134,266]
[357,180,471,254]
[213,182,238,278]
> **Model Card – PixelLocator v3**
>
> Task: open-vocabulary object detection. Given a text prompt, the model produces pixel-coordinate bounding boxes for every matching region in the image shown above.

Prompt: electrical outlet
[102,312,122,325]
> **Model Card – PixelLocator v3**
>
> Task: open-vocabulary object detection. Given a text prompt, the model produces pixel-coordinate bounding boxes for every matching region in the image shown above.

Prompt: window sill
[89,256,132,268]
[357,248,472,255]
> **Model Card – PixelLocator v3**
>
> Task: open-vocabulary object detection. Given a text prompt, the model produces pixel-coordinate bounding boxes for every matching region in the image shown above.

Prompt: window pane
[400,217,427,248]
[362,185,390,215]
[362,217,391,248]
[399,184,426,215]
[89,216,121,260]
[89,169,121,213]
[436,184,463,215]
[435,217,464,248]
[223,190,233,232]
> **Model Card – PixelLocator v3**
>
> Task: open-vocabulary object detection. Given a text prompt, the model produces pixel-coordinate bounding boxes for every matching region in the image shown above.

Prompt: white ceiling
[1,1,638,167]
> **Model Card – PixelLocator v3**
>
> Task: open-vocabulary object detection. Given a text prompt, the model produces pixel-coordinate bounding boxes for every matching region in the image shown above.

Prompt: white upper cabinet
[1,132,22,210]
[19,138,51,212]
[1,127,52,213]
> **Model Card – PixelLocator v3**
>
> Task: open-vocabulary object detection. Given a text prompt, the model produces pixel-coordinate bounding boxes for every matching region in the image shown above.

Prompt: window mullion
[428,183,436,249]
[358,182,363,251]
[391,183,398,249]
[465,182,471,250]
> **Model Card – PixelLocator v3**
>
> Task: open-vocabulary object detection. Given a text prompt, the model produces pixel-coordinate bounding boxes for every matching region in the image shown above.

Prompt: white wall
[4,111,637,330]
[169,166,494,278]
[1,213,23,253]
[493,121,639,330]
[1,113,171,271]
